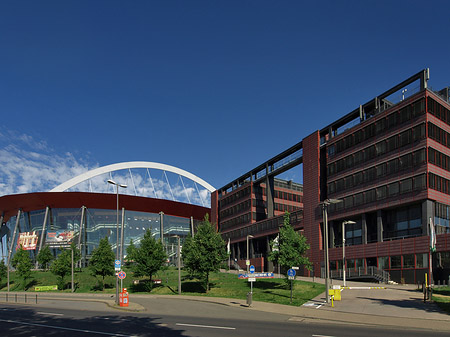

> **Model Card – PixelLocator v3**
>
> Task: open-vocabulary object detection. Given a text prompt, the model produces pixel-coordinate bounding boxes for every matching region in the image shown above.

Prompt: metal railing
[322,266,390,284]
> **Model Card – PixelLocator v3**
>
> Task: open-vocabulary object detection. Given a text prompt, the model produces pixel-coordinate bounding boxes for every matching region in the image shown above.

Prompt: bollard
[246,292,253,307]
[331,295,334,307]
[36,294,38,304]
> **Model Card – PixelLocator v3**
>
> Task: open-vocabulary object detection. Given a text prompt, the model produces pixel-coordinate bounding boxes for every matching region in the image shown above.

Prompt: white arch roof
[50,161,215,193]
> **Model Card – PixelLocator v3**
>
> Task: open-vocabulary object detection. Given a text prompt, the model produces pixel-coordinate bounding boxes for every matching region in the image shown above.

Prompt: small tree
[0,259,7,283]
[131,230,166,291]
[89,237,115,290]
[50,249,72,290]
[11,246,33,287]
[269,212,312,284]
[37,245,54,271]
[182,214,227,292]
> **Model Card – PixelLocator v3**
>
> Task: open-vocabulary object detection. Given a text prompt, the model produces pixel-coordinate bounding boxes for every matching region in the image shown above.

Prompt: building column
[377,210,383,243]
[361,213,367,244]
[265,164,275,218]
[422,200,433,235]
[329,220,335,248]
[159,211,164,245]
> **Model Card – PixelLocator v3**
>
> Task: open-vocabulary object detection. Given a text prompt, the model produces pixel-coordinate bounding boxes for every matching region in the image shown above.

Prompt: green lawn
[432,287,450,314]
[0,268,324,306]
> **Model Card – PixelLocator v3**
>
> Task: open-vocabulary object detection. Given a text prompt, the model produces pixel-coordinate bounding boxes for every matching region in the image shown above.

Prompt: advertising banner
[46,230,75,247]
[17,231,39,250]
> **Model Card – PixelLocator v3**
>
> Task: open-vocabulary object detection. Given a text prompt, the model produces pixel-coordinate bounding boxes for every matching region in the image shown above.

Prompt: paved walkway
[1,277,449,332]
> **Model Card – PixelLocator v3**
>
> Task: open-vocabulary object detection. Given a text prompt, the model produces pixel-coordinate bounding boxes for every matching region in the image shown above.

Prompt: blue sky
[1,0,450,197]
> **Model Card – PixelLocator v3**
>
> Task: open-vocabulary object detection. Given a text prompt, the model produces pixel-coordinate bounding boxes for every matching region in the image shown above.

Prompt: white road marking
[37,311,64,316]
[312,335,336,337]
[176,322,236,330]
[0,318,137,336]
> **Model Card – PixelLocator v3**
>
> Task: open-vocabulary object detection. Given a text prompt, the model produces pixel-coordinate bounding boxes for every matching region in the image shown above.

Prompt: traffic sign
[249,265,255,274]
[287,268,296,280]
[248,277,256,282]
[115,259,121,271]
[246,260,250,266]
[238,272,274,279]
[117,271,126,280]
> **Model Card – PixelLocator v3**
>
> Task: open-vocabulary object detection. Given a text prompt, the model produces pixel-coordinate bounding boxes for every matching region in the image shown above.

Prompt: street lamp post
[108,179,127,306]
[320,199,342,304]
[246,235,254,273]
[342,220,356,287]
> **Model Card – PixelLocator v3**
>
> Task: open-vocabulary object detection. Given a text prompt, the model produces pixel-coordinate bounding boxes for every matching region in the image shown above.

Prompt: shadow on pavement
[356,295,446,314]
[0,305,185,337]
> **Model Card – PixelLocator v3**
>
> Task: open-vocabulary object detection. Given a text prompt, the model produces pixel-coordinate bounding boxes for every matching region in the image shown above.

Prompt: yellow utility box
[329,288,341,301]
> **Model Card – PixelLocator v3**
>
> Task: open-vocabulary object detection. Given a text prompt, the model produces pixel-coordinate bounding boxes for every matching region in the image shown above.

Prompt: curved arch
[50,161,215,193]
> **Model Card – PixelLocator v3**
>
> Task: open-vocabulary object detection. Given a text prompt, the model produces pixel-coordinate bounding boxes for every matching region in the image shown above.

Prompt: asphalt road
[0,299,448,337]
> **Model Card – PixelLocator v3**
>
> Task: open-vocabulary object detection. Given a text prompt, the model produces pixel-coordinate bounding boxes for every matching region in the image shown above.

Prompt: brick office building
[212,69,450,284]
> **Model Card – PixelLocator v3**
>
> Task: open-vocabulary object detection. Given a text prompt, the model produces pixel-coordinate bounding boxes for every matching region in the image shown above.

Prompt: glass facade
[2,206,198,264]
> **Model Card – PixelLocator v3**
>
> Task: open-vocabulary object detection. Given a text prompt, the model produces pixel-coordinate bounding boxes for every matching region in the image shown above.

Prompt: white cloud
[0,131,212,207]
[0,132,95,196]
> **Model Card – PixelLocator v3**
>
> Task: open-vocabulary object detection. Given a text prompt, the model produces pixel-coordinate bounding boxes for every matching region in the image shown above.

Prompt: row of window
[328,98,425,156]
[328,148,426,195]
[428,97,450,126]
[274,203,301,212]
[219,186,251,208]
[429,172,450,195]
[274,190,303,203]
[329,174,427,213]
[220,212,251,231]
[274,179,303,192]
[222,210,303,241]
[219,199,251,219]
[428,147,450,172]
[428,122,450,148]
[330,254,429,271]
[328,123,426,177]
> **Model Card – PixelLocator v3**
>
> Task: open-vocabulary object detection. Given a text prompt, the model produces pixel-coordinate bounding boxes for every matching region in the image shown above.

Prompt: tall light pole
[108,179,127,305]
[342,220,356,287]
[320,199,342,304]
[246,235,254,273]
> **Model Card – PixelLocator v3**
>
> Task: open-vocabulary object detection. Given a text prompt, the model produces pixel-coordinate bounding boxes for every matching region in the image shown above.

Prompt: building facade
[213,69,450,284]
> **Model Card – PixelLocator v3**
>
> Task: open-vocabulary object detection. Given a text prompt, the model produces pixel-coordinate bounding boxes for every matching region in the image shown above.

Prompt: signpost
[117,270,126,292]
[115,259,121,271]
[287,268,296,304]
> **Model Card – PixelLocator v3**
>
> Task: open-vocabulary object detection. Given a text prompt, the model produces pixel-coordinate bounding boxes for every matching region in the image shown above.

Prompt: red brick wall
[211,190,219,231]
[302,131,323,276]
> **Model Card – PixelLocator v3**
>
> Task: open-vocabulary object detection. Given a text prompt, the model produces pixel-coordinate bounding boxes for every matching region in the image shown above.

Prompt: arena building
[0,162,213,266]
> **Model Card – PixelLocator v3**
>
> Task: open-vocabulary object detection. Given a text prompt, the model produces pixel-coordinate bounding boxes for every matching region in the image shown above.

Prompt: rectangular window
[391,255,401,269]
[377,186,387,200]
[379,256,389,269]
[388,182,399,197]
[400,178,413,194]
[387,135,398,152]
[365,189,376,203]
[416,254,428,268]
[403,254,415,268]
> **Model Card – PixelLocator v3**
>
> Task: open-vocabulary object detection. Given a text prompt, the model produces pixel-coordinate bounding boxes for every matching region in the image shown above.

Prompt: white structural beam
[50,161,215,193]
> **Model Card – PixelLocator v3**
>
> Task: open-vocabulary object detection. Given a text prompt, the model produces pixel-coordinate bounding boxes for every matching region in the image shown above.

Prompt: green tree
[37,245,54,271]
[50,249,72,290]
[11,246,33,287]
[0,259,7,283]
[131,230,166,291]
[269,212,312,284]
[125,239,137,267]
[89,237,115,290]
[182,214,227,292]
